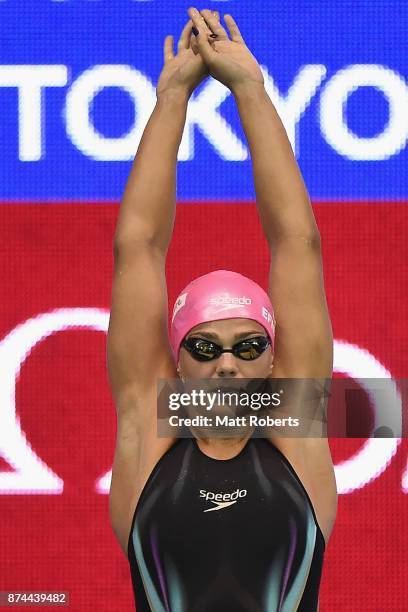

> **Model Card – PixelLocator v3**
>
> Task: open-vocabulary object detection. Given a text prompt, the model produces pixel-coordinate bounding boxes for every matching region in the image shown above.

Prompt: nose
[214,353,239,377]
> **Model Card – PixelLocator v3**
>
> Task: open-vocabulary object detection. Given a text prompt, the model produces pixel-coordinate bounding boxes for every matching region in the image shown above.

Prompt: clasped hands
[156,7,265,100]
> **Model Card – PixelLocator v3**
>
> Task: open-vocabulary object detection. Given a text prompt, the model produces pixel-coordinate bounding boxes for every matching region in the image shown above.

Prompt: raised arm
[233,83,332,378]
[107,18,212,412]
[233,83,336,541]
[107,18,221,554]
[107,90,185,409]
[107,85,192,555]
[189,8,337,548]
[189,7,332,378]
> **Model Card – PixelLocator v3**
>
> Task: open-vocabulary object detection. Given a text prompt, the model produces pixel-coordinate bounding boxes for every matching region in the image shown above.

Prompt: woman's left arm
[188,7,331,377]
[233,82,333,379]
[234,83,337,545]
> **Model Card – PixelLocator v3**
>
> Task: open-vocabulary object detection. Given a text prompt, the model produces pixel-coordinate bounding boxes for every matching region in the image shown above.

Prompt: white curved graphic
[0,308,109,493]
[0,314,404,496]
[96,469,112,494]
[333,340,401,494]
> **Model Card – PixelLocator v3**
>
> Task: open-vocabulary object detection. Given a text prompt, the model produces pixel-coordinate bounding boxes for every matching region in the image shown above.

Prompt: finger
[190,35,200,55]
[164,35,174,63]
[200,8,229,40]
[187,7,217,63]
[203,11,220,46]
[178,19,193,52]
[189,8,218,42]
[223,14,245,43]
[188,7,213,36]
[210,10,220,37]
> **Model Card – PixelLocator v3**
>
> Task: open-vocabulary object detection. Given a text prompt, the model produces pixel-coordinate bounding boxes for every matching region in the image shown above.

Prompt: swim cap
[170,270,276,363]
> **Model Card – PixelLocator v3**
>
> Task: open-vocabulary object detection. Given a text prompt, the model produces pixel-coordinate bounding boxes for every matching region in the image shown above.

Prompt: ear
[177,369,186,384]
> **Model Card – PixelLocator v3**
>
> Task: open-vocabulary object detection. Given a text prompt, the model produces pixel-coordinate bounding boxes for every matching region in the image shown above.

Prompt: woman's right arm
[107,19,215,553]
[107,90,191,555]
[107,88,189,415]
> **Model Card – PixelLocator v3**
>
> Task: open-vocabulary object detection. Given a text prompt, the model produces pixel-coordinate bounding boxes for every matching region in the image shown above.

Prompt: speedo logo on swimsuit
[209,296,252,312]
[199,488,247,512]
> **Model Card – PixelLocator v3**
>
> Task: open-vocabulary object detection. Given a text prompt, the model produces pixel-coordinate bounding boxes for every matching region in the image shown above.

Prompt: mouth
[210,388,245,413]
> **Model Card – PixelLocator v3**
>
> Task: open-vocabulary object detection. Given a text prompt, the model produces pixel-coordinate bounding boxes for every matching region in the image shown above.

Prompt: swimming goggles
[181,335,271,362]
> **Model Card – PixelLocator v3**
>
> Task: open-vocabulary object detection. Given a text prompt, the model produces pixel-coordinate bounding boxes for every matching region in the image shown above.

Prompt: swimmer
[107,8,337,611]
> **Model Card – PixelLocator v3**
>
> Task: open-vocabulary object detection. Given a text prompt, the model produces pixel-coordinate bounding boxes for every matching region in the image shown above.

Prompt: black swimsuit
[128,437,325,612]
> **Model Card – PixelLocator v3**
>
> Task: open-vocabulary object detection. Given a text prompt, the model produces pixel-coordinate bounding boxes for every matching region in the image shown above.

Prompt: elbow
[269,230,322,251]
[113,231,167,259]
[296,231,321,248]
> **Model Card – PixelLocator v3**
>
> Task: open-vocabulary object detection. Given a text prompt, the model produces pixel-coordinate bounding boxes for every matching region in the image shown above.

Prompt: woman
[107,8,337,611]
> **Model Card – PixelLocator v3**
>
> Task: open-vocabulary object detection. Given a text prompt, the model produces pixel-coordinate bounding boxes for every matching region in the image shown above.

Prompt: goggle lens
[182,336,270,362]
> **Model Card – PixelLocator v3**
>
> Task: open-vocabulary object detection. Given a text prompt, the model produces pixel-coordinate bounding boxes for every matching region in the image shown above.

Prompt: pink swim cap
[170,270,276,363]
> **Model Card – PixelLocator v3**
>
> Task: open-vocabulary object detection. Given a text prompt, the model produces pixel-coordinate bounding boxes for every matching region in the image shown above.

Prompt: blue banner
[0,0,406,201]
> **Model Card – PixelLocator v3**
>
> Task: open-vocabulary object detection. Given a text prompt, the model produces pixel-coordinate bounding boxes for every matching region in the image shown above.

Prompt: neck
[194,431,253,449]
[193,433,253,460]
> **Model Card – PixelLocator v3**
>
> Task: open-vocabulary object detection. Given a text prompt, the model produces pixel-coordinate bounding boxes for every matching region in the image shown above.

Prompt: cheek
[242,352,273,376]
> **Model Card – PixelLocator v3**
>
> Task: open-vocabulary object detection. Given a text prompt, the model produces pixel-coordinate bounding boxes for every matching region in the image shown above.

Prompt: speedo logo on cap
[172,292,188,323]
[209,296,252,310]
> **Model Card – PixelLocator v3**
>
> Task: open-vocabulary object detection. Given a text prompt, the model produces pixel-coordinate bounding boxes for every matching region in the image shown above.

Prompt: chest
[135,451,315,550]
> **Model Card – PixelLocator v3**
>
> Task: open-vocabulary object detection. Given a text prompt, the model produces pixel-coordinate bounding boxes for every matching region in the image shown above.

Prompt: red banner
[0,202,407,611]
